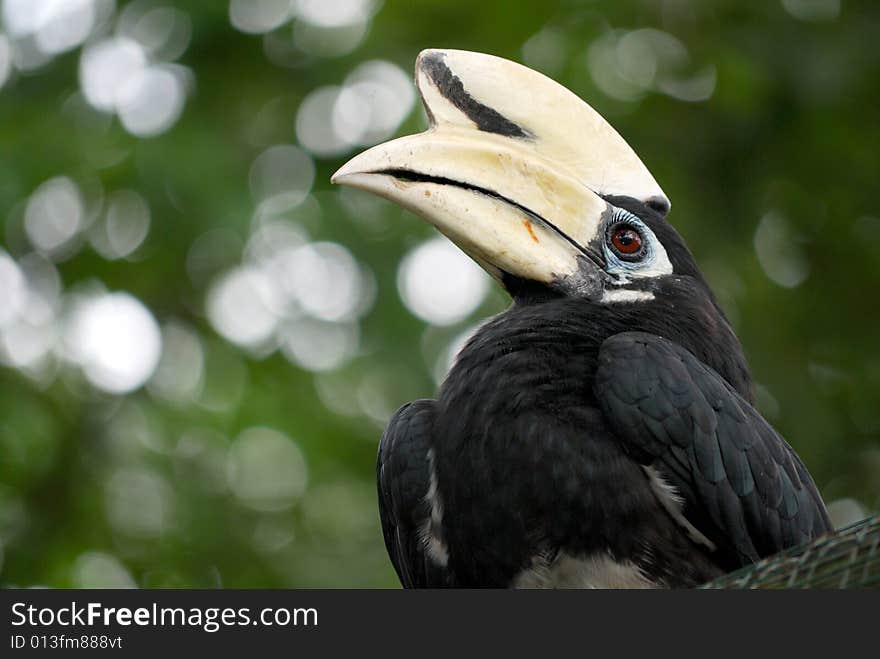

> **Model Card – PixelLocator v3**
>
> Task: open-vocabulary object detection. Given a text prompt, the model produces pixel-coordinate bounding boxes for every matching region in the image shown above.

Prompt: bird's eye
[607,223,645,261]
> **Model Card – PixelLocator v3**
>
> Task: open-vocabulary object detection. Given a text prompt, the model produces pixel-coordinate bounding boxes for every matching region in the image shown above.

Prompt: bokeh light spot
[292,16,367,58]
[117,65,186,137]
[781,0,840,22]
[91,189,151,260]
[826,498,868,529]
[296,0,374,28]
[279,317,359,372]
[65,291,162,394]
[149,321,205,403]
[244,219,308,267]
[105,467,172,537]
[0,33,12,89]
[252,517,295,554]
[0,252,60,371]
[0,298,57,370]
[119,4,193,61]
[337,59,415,145]
[274,242,366,322]
[754,212,810,288]
[24,176,85,256]
[248,144,315,214]
[34,0,95,55]
[0,250,27,328]
[206,266,280,348]
[229,0,292,34]
[588,28,715,103]
[521,27,566,76]
[71,551,136,588]
[3,0,100,57]
[227,427,308,511]
[295,86,349,157]
[397,237,490,326]
[79,36,148,112]
[297,62,413,157]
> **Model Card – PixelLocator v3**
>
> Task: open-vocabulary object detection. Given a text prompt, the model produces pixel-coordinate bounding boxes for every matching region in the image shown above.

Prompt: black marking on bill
[377,168,606,272]
[419,52,533,139]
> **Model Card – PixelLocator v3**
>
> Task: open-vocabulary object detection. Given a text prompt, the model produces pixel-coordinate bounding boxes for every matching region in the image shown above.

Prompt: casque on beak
[332,49,669,296]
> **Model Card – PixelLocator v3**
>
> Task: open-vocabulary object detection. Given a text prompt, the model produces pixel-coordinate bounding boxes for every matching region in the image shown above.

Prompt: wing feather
[377,399,453,587]
[595,332,832,569]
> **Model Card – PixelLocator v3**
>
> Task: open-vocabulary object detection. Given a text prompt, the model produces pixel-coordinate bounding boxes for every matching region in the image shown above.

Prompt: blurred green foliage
[0,0,878,588]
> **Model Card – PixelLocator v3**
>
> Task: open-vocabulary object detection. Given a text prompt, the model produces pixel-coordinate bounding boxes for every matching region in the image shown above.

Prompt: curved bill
[332,49,669,295]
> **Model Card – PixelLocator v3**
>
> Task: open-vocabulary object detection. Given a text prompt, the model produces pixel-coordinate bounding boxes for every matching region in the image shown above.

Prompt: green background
[0,0,878,588]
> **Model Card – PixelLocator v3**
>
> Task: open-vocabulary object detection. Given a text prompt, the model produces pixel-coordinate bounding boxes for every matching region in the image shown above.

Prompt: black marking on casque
[419,52,533,139]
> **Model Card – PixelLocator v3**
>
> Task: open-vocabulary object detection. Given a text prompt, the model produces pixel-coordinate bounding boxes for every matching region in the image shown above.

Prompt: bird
[331,49,832,588]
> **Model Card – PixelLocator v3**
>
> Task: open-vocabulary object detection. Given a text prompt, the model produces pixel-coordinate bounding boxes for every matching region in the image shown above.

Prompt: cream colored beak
[332,49,669,294]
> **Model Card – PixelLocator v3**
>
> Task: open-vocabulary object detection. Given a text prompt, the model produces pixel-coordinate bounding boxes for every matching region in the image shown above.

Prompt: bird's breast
[430,327,635,585]
[513,553,658,589]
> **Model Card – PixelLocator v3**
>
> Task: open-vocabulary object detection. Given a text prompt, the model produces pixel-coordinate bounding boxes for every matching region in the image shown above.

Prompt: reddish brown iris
[610,225,642,255]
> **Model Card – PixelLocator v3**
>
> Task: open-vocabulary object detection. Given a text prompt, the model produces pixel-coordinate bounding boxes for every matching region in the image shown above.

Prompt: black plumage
[377,400,454,587]
[376,198,832,588]
[596,331,831,569]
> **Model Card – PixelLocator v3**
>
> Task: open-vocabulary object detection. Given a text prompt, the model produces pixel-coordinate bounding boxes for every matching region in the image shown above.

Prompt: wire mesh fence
[704,514,880,589]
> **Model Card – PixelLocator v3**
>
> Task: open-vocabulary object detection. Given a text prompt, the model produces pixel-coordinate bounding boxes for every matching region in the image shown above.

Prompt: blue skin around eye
[602,210,657,278]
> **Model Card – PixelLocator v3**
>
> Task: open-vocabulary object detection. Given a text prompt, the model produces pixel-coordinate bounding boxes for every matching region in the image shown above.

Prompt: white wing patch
[644,465,717,551]
[419,449,450,566]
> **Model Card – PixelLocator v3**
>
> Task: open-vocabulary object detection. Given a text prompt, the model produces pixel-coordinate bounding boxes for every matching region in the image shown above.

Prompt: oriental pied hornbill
[332,49,832,588]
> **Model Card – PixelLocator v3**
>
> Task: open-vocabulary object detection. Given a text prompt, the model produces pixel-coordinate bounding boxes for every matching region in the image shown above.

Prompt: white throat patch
[600,288,656,304]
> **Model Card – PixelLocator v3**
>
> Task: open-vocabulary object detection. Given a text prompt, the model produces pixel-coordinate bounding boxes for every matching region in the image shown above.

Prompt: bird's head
[333,49,749,394]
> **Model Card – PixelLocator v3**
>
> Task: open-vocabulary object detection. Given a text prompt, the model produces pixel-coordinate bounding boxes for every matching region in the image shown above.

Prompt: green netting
[703,515,880,589]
